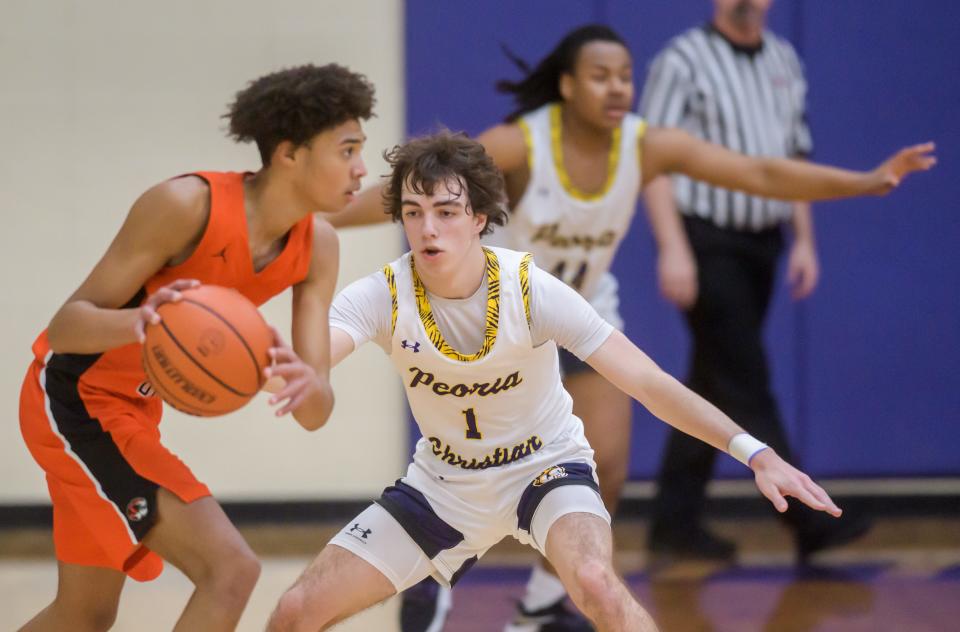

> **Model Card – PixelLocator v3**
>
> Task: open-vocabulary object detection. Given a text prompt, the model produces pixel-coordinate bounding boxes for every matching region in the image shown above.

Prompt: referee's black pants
[651,216,830,538]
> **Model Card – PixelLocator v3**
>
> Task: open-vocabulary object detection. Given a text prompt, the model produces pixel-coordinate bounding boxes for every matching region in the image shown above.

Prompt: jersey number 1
[462,408,482,440]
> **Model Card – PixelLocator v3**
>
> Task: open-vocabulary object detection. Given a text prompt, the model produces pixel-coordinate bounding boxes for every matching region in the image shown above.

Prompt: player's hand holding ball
[140,283,273,417]
[134,278,201,343]
[263,327,323,417]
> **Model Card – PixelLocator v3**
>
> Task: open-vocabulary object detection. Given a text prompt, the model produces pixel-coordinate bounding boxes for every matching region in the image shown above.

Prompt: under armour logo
[212,246,228,262]
[349,523,372,539]
[401,340,421,353]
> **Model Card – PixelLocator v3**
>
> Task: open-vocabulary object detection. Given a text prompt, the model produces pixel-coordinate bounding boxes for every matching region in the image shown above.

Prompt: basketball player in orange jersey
[327,25,935,632]
[17,64,374,632]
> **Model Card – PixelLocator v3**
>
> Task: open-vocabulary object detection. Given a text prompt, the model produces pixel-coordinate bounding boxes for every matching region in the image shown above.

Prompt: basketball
[141,285,273,417]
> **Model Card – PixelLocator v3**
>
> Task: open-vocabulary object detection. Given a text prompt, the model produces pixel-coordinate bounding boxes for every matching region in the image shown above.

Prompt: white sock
[521,563,567,612]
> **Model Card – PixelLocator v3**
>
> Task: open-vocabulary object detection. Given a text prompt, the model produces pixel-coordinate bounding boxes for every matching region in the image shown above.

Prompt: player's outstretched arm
[47,177,209,354]
[324,185,391,229]
[261,328,356,400]
[749,449,840,516]
[325,123,529,230]
[586,330,840,516]
[641,127,936,200]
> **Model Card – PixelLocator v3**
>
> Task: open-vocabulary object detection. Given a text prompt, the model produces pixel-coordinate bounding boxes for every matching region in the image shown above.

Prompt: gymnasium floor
[2,514,958,631]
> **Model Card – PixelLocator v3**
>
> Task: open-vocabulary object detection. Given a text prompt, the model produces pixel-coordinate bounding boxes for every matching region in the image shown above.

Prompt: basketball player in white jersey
[326,24,934,632]
[266,131,862,632]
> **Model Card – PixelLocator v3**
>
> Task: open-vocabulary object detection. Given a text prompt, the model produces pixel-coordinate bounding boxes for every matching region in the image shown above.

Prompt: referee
[639,0,870,561]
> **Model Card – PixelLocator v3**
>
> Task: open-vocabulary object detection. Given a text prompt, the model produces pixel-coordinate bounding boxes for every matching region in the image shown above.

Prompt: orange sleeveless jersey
[30,171,314,427]
[20,171,314,580]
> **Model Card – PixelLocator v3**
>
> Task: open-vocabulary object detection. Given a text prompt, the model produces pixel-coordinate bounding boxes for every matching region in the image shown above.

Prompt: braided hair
[496,25,628,122]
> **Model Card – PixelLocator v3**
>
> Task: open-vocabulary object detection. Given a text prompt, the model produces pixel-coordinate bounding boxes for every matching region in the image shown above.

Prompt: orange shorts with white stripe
[19,355,210,582]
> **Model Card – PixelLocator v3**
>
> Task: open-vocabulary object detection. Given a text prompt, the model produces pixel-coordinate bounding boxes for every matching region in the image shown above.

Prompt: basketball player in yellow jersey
[269,131,855,632]
[327,25,935,632]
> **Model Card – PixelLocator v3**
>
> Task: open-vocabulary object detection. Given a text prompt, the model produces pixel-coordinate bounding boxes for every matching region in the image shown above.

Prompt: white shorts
[329,435,609,591]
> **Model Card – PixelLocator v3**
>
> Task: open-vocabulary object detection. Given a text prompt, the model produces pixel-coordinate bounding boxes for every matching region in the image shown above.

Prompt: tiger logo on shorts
[126,497,149,522]
[533,465,568,487]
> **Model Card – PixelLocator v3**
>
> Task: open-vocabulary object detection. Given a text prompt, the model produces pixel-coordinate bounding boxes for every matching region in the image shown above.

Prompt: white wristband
[728,433,768,467]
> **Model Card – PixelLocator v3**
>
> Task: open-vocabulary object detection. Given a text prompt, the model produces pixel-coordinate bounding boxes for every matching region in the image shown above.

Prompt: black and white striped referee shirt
[639,24,813,231]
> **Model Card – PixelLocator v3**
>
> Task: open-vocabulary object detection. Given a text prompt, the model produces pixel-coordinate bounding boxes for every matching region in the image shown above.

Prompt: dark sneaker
[400,577,452,632]
[647,525,737,561]
[796,513,872,563]
[503,597,595,632]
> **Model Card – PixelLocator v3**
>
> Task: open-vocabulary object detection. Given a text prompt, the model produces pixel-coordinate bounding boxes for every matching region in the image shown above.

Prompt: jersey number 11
[552,260,588,292]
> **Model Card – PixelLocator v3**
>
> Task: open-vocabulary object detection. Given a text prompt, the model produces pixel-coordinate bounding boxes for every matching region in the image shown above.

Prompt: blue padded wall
[405,0,960,479]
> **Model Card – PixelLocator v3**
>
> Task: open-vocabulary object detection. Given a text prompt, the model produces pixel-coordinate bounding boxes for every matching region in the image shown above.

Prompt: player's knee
[48,592,119,632]
[198,547,260,608]
[220,549,261,602]
[268,587,304,632]
[268,585,332,632]
[60,601,118,632]
[236,550,262,590]
[573,559,619,613]
[574,558,610,590]
[88,609,118,632]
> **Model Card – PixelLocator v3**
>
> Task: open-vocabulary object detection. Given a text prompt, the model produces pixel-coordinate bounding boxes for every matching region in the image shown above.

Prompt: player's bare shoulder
[479,123,530,205]
[130,175,212,264]
[136,175,209,224]
[639,125,695,182]
[478,123,529,173]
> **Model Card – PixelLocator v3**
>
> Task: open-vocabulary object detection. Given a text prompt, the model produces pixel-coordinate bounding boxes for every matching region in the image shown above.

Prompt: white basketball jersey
[384,246,580,478]
[497,103,646,302]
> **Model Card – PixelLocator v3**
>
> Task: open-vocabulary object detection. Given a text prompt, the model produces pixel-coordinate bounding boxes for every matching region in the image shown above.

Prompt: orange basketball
[141,285,273,417]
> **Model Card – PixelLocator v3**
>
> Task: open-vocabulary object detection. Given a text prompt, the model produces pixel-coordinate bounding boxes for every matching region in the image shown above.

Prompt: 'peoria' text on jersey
[408,366,523,397]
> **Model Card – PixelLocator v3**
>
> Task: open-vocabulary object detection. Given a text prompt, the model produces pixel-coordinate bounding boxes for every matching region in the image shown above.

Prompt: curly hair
[225,64,375,166]
[496,24,628,122]
[382,132,508,237]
